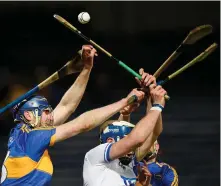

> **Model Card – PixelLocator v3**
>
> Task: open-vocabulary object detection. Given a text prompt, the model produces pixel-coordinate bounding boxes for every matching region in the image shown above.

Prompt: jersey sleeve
[85,143,113,165]
[25,128,56,161]
[162,166,179,186]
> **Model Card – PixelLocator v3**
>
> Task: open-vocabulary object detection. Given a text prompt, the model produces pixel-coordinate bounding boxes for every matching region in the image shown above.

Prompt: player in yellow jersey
[1,44,97,186]
[0,45,145,186]
[141,141,179,186]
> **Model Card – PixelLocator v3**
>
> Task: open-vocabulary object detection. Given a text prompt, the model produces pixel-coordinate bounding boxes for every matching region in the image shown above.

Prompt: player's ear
[23,111,32,121]
[107,137,114,143]
[155,140,160,151]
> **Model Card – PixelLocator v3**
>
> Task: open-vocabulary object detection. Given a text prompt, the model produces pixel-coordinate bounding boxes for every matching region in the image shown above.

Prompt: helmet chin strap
[146,152,157,161]
[31,109,53,128]
[33,109,39,127]
[25,109,40,128]
[19,110,38,128]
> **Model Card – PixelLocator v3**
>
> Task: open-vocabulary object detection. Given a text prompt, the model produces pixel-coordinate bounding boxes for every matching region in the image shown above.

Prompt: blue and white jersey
[83,143,137,186]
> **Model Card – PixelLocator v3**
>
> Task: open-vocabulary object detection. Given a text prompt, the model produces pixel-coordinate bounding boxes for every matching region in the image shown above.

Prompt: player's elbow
[155,127,163,136]
[77,111,99,132]
[136,137,147,147]
[159,126,163,134]
[129,132,147,148]
[81,122,92,132]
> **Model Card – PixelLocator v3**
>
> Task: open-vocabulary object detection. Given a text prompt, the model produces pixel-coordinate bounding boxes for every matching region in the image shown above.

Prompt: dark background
[0,1,220,186]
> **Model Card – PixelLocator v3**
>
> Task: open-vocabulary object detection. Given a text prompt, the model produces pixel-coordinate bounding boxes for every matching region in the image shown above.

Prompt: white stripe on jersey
[83,143,137,186]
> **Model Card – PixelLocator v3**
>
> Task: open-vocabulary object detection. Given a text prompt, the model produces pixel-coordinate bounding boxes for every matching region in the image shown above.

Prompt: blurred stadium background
[0,1,219,186]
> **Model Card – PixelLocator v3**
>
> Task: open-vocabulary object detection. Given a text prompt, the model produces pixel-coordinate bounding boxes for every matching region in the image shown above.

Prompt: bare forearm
[108,110,159,180]
[154,114,162,135]
[59,67,92,110]
[118,113,130,122]
[55,98,129,142]
[136,98,163,161]
[77,98,129,131]
[128,110,161,149]
[53,67,92,126]
[136,132,157,161]
[146,98,163,136]
[114,102,160,159]
[146,97,152,114]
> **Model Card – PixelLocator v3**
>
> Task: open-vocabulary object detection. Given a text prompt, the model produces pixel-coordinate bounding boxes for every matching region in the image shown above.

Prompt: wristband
[150,104,164,112]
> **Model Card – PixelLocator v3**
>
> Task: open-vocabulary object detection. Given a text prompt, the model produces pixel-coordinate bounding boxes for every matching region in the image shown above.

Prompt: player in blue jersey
[0,45,145,186]
[83,70,167,186]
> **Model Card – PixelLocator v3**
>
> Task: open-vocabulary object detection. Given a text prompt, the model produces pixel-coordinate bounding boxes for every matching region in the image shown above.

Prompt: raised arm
[136,97,163,161]
[118,102,140,123]
[108,84,167,161]
[134,69,163,161]
[55,89,145,143]
[118,69,163,161]
[53,45,97,126]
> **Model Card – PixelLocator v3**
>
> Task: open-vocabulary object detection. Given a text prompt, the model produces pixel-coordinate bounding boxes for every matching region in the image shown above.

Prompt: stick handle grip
[118,60,169,100]
[0,86,39,115]
[118,60,170,100]
[127,95,138,105]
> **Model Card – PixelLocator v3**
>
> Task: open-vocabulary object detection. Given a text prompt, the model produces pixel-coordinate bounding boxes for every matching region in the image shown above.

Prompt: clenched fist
[81,45,98,69]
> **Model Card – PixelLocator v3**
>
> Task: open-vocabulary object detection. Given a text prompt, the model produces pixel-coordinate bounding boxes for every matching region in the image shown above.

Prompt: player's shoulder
[147,161,172,173]
[84,143,112,166]
[155,161,171,168]
[162,163,179,185]
[155,161,178,176]
[14,123,32,134]
[28,126,56,135]
[7,124,29,149]
[86,143,109,155]
[31,126,55,131]
[14,124,55,134]
[85,143,113,163]
[23,126,56,143]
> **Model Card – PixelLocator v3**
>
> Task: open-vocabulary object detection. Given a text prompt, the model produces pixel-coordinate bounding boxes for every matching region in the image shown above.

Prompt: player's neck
[147,158,156,164]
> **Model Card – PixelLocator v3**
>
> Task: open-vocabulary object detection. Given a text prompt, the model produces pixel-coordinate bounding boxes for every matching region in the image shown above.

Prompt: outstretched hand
[81,45,98,69]
[135,68,156,88]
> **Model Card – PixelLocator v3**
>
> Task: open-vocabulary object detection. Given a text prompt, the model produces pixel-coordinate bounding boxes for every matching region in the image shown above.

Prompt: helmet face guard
[119,154,134,166]
[12,95,53,127]
[100,120,135,166]
[144,140,160,161]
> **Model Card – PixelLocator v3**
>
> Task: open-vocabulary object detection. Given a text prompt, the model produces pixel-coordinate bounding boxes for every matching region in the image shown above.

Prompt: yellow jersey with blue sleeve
[0,123,56,186]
